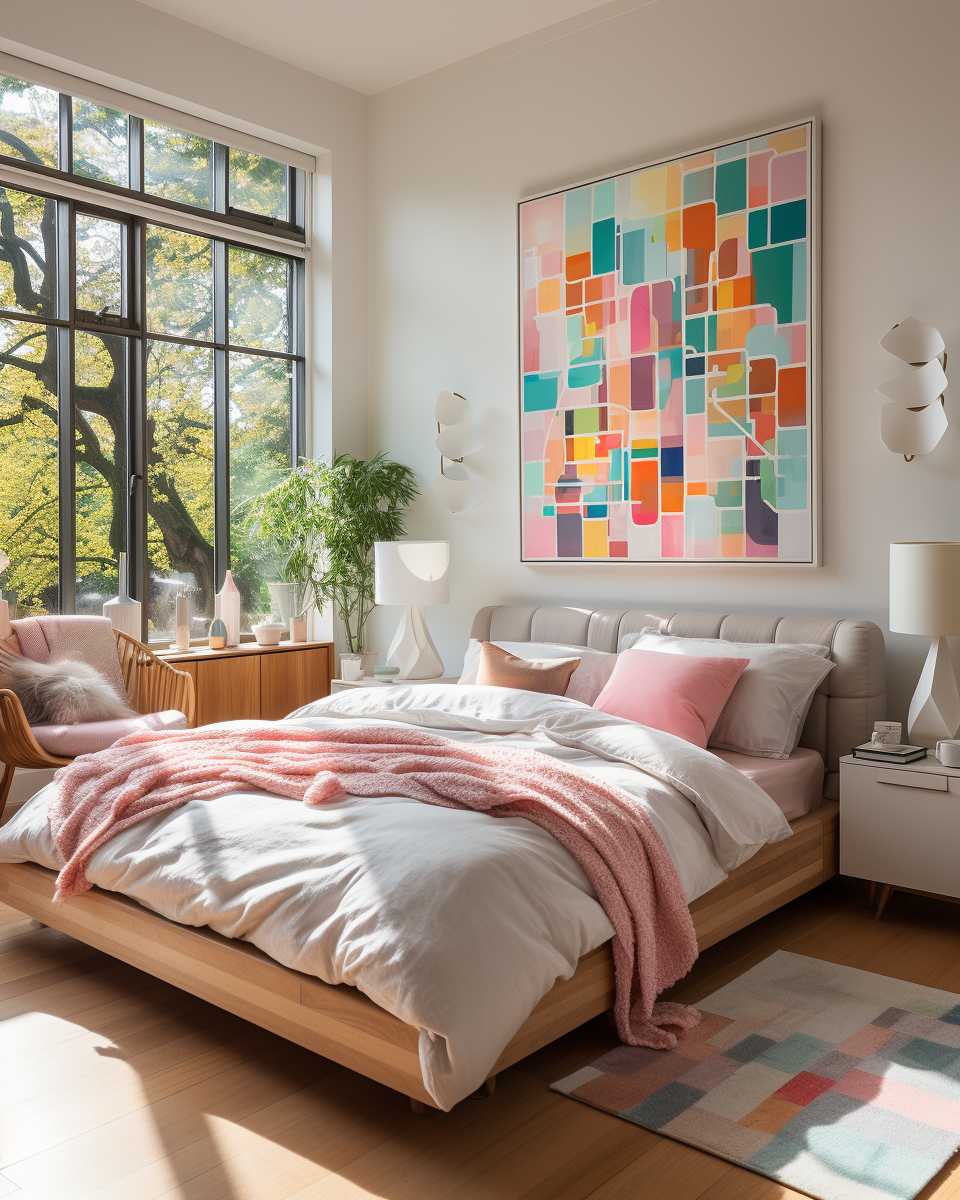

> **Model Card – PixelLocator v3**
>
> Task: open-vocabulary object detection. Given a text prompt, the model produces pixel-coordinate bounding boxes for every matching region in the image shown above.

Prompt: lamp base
[387,605,444,679]
[907,635,960,747]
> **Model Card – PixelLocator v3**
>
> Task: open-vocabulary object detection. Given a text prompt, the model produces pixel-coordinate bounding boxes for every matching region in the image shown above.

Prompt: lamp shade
[880,317,945,365]
[375,541,450,606]
[889,542,960,635]
[880,399,949,457]
[876,357,948,408]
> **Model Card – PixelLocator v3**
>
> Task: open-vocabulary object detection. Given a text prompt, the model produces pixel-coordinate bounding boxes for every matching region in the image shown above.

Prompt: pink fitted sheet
[709,746,824,822]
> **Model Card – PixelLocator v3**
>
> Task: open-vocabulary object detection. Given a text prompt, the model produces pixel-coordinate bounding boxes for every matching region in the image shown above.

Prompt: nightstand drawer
[840,760,960,897]
[875,768,948,791]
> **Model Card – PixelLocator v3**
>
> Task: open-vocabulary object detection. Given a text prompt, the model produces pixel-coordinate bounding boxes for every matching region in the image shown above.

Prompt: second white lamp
[890,541,960,746]
[375,541,450,679]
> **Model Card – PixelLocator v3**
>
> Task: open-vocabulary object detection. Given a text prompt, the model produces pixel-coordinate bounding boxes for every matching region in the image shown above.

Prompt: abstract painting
[519,120,818,563]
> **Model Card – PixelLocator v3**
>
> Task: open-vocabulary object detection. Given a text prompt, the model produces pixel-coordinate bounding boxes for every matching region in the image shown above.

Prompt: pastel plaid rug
[552,952,960,1200]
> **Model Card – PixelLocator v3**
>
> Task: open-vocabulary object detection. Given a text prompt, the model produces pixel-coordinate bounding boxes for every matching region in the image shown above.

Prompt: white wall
[0,0,369,460]
[366,0,960,719]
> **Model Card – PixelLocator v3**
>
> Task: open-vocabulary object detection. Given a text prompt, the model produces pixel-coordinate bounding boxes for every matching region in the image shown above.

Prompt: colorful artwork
[519,121,817,563]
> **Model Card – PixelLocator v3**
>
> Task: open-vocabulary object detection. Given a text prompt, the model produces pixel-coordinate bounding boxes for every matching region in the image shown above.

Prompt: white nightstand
[839,753,960,918]
[330,677,460,694]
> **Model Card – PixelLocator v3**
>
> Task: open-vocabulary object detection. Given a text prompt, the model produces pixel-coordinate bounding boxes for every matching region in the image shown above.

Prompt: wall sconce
[431,390,483,512]
[878,317,948,461]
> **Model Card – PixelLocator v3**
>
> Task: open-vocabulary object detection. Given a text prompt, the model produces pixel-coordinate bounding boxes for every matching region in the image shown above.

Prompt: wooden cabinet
[161,641,333,725]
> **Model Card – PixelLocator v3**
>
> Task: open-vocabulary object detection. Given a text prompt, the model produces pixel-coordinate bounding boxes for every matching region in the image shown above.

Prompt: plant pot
[358,651,378,678]
[253,622,284,646]
[340,653,364,682]
[289,615,308,643]
[267,581,302,630]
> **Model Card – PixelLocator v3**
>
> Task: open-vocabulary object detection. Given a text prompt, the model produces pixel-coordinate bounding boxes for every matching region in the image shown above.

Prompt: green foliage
[144,122,213,209]
[241,453,418,652]
[229,150,286,219]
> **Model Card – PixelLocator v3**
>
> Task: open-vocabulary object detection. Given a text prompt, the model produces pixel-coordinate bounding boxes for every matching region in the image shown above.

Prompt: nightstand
[330,677,461,693]
[839,753,960,918]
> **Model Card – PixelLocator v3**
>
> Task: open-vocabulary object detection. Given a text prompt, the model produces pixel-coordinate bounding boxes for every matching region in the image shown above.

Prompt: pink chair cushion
[31,710,189,757]
[592,648,749,748]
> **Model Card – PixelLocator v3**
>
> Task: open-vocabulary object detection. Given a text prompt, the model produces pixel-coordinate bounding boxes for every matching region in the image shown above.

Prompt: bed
[0,605,885,1111]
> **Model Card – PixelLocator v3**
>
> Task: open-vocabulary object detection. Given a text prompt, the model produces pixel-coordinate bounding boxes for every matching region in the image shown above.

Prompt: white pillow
[459,639,617,705]
[618,630,835,759]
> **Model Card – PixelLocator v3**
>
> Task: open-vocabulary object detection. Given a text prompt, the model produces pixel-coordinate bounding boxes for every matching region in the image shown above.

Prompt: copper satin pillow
[475,641,580,695]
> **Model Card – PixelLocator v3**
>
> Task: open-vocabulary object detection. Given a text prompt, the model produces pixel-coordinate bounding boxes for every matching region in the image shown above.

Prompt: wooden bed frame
[0,604,882,1111]
[0,803,837,1109]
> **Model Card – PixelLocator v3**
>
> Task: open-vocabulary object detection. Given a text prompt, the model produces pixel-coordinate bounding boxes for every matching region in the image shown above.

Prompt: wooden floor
[2,879,960,1200]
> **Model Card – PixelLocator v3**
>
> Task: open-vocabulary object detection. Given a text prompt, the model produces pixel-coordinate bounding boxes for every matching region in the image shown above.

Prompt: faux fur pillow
[475,641,580,695]
[0,650,136,725]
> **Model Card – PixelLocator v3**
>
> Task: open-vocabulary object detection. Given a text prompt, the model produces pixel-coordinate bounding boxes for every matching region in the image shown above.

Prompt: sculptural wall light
[431,390,483,513]
[878,317,948,461]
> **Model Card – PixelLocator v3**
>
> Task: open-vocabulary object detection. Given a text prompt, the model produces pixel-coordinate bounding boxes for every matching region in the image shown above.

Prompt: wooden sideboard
[159,641,334,726]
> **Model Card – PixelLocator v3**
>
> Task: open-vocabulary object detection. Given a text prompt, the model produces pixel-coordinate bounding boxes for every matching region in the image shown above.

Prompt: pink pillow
[592,648,749,748]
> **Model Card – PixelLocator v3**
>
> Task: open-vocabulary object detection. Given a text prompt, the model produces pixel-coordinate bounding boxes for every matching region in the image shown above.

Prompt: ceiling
[133,0,616,95]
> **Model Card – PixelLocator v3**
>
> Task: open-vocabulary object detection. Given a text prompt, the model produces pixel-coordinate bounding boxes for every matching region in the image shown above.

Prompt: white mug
[340,654,363,682]
[935,739,960,767]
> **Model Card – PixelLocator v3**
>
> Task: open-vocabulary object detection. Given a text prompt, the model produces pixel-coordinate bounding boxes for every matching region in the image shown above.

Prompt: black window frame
[0,78,305,243]
[0,172,306,643]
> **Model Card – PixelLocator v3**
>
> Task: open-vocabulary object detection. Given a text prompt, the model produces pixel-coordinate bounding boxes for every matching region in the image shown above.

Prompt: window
[0,74,304,235]
[0,74,305,644]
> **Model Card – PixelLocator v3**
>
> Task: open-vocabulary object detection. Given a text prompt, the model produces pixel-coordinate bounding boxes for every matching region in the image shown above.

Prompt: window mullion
[58,198,76,613]
[129,218,148,639]
[213,238,229,590]
[213,143,228,216]
[129,115,143,193]
[57,94,72,175]
[290,256,305,463]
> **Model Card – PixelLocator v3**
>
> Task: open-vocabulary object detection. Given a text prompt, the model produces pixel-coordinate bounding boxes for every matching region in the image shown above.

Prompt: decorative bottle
[214,570,241,647]
[175,592,191,651]
[103,552,141,639]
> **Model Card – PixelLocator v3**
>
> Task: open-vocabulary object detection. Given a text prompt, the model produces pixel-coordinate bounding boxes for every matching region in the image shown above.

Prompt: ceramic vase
[214,570,241,647]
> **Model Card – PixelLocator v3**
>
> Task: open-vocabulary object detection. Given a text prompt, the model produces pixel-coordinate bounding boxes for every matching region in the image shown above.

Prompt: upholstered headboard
[470,606,886,801]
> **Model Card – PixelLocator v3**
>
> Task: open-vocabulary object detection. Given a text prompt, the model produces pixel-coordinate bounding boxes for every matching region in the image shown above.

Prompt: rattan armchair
[0,629,195,816]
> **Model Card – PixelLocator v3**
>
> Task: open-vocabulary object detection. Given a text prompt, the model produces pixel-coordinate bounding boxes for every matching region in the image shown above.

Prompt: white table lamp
[889,542,960,746]
[375,541,450,679]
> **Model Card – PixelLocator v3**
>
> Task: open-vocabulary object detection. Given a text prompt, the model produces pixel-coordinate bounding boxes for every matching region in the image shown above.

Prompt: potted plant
[241,453,418,670]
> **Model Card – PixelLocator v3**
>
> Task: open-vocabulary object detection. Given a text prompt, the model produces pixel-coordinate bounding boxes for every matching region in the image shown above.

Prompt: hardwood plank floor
[2,878,959,1199]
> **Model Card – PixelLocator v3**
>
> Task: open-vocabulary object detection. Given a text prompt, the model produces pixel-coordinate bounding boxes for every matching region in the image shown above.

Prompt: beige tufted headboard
[470,606,886,802]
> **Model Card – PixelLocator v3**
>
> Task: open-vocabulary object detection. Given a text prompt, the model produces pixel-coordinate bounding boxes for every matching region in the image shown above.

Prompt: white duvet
[0,685,791,1109]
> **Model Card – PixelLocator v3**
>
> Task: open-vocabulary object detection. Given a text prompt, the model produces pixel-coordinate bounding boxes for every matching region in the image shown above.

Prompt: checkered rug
[552,952,960,1200]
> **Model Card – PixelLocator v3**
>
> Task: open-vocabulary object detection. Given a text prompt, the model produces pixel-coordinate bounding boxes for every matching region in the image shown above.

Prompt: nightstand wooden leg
[868,881,877,907]
[874,884,893,920]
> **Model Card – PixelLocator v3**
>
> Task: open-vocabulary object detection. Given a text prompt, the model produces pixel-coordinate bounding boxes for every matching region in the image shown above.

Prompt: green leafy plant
[240,453,418,652]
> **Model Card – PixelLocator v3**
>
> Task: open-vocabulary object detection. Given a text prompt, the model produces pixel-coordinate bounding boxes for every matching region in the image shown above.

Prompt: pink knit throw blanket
[48,724,700,1047]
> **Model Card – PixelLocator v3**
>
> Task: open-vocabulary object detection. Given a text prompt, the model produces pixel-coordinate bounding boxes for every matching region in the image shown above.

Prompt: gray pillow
[0,651,136,726]
[618,630,835,759]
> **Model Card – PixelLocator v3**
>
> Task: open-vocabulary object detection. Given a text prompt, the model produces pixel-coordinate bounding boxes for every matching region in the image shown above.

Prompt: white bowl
[252,622,284,646]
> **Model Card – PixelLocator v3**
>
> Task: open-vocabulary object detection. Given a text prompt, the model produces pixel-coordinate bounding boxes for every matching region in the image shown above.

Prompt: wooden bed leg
[868,881,877,907]
[483,1075,496,1097]
[875,884,893,921]
[409,1097,425,1114]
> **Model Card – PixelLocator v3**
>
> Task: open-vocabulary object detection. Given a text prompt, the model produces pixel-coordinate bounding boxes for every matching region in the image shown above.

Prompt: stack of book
[852,742,927,764]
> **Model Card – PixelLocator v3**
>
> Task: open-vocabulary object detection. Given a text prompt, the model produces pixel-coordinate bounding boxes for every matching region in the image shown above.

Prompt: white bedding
[0,684,791,1109]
